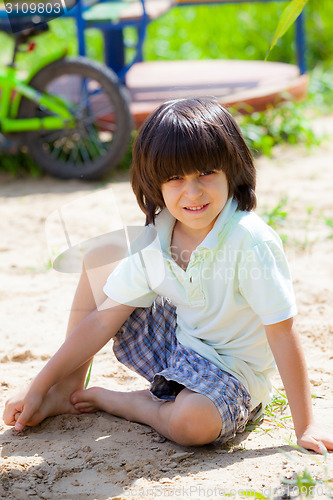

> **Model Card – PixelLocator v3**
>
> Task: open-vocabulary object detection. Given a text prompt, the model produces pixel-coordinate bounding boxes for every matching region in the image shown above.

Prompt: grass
[245,393,332,500]
[144,2,333,70]
[279,443,333,499]
[237,100,323,158]
[84,360,94,389]
[259,197,289,244]
[259,198,333,250]
[324,217,333,239]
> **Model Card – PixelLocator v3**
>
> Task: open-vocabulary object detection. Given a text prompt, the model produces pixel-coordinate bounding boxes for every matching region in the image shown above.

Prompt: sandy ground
[1,115,333,500]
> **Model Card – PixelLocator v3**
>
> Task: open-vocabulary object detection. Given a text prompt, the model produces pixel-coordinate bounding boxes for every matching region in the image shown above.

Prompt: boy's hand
[3,391,44,431]
[297,424,333,454]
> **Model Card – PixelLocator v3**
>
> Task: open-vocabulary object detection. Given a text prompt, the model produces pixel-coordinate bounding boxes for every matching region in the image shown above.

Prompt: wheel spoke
[49,140,67,161]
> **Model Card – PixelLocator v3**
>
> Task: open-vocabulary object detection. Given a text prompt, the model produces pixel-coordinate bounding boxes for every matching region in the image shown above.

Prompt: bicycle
[0,16,133,179]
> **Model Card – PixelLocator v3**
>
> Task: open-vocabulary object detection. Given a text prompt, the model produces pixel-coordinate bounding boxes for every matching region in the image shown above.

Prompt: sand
[0,114,332,499]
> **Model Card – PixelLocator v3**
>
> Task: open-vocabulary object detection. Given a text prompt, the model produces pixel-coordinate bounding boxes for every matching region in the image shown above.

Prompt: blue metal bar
[295,10,306,74]
[81,0,148,81]
[75,0,86,57]
[103,29,125,73]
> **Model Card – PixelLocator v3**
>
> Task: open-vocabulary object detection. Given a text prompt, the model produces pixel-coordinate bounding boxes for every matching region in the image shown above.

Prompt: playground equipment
[0,0,308,178]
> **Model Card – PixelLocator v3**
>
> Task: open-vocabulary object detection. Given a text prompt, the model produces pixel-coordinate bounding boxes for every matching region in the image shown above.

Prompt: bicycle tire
[18,57,132,180]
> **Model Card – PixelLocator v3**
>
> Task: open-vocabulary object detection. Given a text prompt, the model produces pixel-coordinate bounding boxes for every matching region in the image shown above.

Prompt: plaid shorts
[113,296,253,444]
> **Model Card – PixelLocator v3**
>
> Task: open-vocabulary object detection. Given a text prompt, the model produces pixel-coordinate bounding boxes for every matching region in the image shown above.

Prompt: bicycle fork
[0,66,76,134]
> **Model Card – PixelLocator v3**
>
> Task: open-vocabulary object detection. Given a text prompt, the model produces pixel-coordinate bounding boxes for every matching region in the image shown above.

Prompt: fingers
[14,402,36,431]
[3,393,43,431]
[3,399,22,427]
[298,436,324,454]
[298,434,333,454]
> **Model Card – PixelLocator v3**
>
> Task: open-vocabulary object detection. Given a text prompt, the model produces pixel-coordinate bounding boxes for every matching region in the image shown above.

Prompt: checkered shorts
[113,296,252,444]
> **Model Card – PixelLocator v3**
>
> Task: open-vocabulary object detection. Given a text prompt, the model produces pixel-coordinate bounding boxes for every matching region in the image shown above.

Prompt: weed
[263,390,293,434]
[259,197,289,244]
[294,205,319,250]
[260,196,288,230]
[246,389,292,437]
[308,65,333,114]
[84,359,94,389]
[27,259,53,273]
[236,102,323,158]
[324,217,333,239]
[0,150,42,178]
[279,443,333,499]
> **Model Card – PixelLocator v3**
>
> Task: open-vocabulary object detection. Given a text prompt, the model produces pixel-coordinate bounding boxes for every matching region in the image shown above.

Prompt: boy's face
[161,170,229,238]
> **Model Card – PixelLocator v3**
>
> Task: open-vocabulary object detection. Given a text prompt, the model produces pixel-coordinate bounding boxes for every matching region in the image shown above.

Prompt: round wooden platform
[126,59,309,127]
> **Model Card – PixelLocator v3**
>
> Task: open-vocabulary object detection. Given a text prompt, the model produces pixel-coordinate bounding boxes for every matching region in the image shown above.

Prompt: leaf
[238,491,267,499]
[224,491,267,499]
[84,359,94,389]
[266,0,310,59]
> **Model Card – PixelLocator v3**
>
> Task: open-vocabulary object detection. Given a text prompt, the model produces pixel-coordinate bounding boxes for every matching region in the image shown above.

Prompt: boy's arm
[8,297,134,430]
[265,318,333,454]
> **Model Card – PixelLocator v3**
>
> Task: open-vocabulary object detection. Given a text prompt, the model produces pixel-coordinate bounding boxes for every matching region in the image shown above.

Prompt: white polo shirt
[104,198,297,409]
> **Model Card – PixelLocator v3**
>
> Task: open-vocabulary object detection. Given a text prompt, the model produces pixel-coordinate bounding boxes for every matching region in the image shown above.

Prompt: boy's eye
[167,176,182,182]
[200,170,216,176]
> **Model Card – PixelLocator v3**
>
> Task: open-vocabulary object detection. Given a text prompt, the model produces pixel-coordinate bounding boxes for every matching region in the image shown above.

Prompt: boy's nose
[184,179,203,199]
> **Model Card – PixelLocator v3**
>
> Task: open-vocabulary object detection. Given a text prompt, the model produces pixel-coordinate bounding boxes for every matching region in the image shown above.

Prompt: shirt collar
[198,197,238,249]
[153,197,238,251]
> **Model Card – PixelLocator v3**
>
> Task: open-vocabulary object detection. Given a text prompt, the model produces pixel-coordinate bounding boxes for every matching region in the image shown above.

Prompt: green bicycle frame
[0,54,76,134]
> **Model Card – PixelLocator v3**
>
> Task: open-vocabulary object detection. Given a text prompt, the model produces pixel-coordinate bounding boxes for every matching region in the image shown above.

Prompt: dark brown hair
[130,98,256,224]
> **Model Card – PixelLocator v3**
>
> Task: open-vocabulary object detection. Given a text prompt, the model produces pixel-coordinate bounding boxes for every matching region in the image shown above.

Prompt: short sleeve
[238,240,297,325]
[103,252,157,307]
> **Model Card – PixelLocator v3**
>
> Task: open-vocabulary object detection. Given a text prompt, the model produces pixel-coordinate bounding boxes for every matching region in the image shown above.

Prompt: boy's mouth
[183,203,209,212]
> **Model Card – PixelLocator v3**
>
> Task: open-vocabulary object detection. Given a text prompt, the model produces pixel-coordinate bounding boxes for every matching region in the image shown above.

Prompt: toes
[74,402,97,413]
[70,389,88,405]
[71,387,100,405]
[77,406,97,414]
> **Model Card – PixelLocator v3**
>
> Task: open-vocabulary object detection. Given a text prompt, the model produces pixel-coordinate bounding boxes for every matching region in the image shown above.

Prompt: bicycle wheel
[18,57,132,180]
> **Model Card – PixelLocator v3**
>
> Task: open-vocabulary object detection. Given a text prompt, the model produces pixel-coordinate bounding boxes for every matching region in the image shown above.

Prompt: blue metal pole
[75,0,86,57]
[103,29,125,74]
[295,10,306,75]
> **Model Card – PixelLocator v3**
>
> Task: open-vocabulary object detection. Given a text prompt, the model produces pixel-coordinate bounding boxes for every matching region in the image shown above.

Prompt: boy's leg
[71,387,222,446]
[6,241,125,427]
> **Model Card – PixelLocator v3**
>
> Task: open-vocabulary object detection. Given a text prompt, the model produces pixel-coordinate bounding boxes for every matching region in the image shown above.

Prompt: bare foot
[71,387,153,419]
[6,381,84,428]
[28,382,83,425]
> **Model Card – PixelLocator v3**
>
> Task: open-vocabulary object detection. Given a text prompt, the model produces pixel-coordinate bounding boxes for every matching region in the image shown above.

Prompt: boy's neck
[170,220,213,271]
[174,220,212,245]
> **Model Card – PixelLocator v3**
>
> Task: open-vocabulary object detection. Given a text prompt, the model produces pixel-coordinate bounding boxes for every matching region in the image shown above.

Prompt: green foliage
[266,0,310,59]
[145,4,295,65]
[84,359,94,389]
[0,150,42,177]
[280,443,332,499]
[307,65,333,114]
[145,1,333,70]
[324,217,333,239]
[325,218,333,230]
[260,197,289,231]
[246,389,292,437]
[1,1,333,177]
[265,389,290,419]
[236,101,322,158]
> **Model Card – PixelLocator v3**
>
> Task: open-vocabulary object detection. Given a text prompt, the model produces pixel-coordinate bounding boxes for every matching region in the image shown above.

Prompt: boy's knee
[168,398,222,446]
